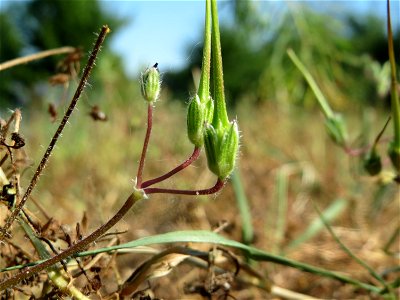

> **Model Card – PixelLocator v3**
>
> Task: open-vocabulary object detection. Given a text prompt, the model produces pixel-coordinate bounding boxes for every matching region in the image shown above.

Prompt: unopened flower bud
[204,121,239,179]
[364,150,382,176]
[141,63,160,103]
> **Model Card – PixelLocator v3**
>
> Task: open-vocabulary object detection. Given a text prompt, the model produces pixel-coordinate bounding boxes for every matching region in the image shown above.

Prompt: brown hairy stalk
[0,25,110,241]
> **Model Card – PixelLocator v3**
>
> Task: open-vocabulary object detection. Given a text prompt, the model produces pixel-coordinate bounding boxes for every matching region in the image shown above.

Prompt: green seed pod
[218,120,239,179]
[204,121,239,179]
[187,95,214,147]
[140,63,161,103]
[187,95,205,147]
[363,150,382,176]
[204,123,219,176]
[325,114,348,147]
[388,141,400,172]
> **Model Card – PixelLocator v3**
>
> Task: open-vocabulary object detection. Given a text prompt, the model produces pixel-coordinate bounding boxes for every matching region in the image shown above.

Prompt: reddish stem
[144,178,224,195]
[141,147,201,188]
[136,104,153,187]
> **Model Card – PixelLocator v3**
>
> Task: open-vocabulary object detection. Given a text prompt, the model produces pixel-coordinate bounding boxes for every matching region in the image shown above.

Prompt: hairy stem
[141,147,201,188]
[136,104,153,187]
[197,0,211,102]
[387,1,400,152]
[144,178,224,195]
[211,0,229,128]
[0,26,110,241]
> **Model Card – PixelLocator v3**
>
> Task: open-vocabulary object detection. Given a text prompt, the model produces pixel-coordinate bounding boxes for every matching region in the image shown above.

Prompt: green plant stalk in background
[286,198,347,251]
[231,169,254,245]
[287,49,334,119]
[287,49,348,148]
[387,0,400,172]
[275,168,288,253]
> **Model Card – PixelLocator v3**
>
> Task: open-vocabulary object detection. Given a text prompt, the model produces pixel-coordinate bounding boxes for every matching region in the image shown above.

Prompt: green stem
[287,49,334,119]
[387,1,400,152]
[275,169,288,252]
[198,0,211,103]
[211,0,229,128]
[231,169,254,245]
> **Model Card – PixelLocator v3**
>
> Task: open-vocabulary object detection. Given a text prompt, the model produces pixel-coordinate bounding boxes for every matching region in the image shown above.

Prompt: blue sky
[102,1,233,75]
[100,0,397,76]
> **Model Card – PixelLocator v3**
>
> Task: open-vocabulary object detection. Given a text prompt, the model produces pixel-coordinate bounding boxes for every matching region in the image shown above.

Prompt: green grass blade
[81,231,383,294]
[231,168,254,245]
[1,230,381,294]
[275,168,288,253]
[19,216,52,261]
[286,198,348,251]
[287,48,334,119]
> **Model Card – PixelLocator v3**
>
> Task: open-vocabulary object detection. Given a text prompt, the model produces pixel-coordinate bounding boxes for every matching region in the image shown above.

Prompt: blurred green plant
[386,2,400,173]
[164,2,399,110]
[0,0,126,107]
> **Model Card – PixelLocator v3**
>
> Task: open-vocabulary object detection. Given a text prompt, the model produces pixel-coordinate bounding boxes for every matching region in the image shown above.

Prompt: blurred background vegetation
[1,0,399,110]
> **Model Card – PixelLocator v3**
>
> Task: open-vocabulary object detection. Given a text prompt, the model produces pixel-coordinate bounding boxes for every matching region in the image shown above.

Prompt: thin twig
[0,26,110,241]
[0,47,75,72]
[141,147,201,188]
[136,104,153,187]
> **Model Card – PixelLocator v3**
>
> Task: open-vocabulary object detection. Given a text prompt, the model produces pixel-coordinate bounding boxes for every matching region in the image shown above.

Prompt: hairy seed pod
[187,95,214,147]
[204,121,239,179]
[187,95,205,147]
